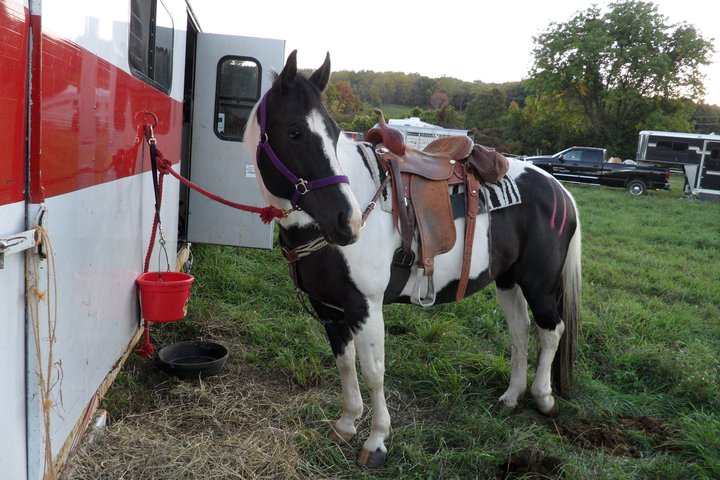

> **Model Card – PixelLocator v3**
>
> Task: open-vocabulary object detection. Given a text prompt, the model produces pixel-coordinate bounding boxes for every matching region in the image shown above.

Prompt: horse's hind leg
[533,320,564,415]
[525,292,564,416]
[324,324,363,444]
[495,284,530,415]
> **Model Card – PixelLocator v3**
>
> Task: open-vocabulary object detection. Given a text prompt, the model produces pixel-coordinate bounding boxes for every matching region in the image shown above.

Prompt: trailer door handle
[0,229,39,269]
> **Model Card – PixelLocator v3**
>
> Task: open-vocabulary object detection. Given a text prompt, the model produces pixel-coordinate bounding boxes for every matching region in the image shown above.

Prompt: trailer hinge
[0,228,40,269]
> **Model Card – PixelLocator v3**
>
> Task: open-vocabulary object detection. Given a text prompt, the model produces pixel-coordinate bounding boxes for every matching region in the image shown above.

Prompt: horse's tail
[553,211,582,399]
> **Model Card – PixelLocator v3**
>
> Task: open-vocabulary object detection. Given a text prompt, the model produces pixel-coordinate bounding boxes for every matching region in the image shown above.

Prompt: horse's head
[246,50,362,246]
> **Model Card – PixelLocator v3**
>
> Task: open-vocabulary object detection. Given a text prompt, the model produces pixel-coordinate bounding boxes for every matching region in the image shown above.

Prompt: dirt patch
[500,448,563,479]
[554,415,676,458]
[498,415,677,478]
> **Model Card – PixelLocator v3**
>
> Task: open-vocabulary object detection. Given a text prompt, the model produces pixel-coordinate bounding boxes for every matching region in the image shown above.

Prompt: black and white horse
[243,51,581,468]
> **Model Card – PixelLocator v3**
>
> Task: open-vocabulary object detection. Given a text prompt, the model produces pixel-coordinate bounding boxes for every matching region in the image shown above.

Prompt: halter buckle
[295,178,310,195]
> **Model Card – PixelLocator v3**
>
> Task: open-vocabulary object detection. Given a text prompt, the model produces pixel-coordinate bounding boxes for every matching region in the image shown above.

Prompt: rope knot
[138,339,155,358]
[154,148,173,175]
[259,206,286,224]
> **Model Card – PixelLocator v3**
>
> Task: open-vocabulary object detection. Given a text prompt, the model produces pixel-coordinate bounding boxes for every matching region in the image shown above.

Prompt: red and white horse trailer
[0,1,283,477]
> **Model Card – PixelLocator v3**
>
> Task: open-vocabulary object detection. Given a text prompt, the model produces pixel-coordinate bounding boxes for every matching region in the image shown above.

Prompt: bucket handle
[156,224,171,281]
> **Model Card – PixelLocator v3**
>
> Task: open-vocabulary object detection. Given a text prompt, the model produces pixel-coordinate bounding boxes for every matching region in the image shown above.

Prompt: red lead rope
[154,148,286,223]
[137,136,286,358]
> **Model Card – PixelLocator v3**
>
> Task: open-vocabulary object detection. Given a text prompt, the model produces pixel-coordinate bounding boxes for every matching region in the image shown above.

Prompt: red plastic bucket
[136,271,195,322]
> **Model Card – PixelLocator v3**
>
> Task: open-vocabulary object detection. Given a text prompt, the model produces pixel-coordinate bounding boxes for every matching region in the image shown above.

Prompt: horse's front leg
[353,300,390,468]
[324,324,363,444]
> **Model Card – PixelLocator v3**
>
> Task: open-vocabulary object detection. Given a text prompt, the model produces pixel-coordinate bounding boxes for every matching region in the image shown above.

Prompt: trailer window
[129,0,174,93]
[656,140,689,152]
[215,57,261,141]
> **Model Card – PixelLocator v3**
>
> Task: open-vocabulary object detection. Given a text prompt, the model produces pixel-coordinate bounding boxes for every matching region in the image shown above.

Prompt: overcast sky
[192,0,719,106]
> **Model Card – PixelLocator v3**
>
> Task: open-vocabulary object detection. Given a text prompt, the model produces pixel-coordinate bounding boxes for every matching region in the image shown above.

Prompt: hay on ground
[64,348,338,480]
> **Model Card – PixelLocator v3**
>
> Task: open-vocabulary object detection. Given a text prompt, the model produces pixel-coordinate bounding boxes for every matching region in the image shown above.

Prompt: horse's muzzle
[324,208,361,246]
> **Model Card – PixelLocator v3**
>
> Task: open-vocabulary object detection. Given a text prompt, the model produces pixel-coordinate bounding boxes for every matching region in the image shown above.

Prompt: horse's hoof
[537,396,560,417]
[329,428,355,444]
[542,402,559,417]
[357,448,387,469]
[493,399,516,417]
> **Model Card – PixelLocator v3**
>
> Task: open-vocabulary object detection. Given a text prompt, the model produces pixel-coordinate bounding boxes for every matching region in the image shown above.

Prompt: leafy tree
[530,0,714,156]
[638,98,696,133]
[429,91,450,109]
[505,82,530,108]
[434,77,472,111]
[340,113,377,134]
[421,105,462,129]
[324,80,360,117]
[465,88,506,130]
[520,94,591,154]
[373,75,398,105]
[692,103,720,134]
[334,80,359,113]
[496,101,527,154]
[393,74,419,105]
[497,100,532,153]
[409,106,423,117]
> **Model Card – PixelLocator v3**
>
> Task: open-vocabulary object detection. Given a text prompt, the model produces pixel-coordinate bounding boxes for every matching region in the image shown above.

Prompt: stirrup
[410,268,436,307]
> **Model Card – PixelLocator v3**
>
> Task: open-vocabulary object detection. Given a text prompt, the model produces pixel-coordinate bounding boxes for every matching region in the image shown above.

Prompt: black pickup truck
[524,147,670,195]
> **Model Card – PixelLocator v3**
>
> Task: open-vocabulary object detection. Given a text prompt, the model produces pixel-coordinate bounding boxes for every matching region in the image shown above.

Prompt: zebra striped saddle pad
[479,176,522,212]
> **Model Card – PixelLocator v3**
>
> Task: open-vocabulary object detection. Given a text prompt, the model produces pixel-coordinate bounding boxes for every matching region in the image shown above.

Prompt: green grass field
[84,176,719,480]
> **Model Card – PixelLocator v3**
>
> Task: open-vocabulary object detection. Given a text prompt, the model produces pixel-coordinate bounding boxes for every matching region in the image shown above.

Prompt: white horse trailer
[386,117,474,150]
[636,130,720,197]
[0,1,284,478]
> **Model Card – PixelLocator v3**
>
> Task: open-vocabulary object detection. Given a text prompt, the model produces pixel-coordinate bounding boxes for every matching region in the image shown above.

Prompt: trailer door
[186,34,284,248]
[697,141,720,194]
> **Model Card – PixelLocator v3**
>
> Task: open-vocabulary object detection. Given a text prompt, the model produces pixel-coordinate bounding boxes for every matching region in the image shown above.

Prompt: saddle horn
[365,108,406,156]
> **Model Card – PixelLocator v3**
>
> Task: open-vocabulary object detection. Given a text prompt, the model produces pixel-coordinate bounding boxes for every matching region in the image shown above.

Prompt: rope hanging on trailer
[138,121,287,358]
[27,225,60,479]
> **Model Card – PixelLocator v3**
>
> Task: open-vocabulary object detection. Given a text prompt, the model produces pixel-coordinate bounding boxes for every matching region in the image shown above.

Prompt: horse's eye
[288,129,302,140]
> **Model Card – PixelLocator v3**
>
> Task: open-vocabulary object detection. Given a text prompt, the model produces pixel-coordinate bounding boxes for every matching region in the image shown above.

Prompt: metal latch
[0,229,39,269]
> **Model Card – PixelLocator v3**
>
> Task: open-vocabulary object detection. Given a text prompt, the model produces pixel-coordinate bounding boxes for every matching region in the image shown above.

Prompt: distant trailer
[636,130,720,197]
[343,131,365,141]
[385,117,473,150]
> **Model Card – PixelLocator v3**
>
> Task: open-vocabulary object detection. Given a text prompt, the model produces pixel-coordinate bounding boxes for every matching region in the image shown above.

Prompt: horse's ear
[279,50,298,92]
[309,52,331,92]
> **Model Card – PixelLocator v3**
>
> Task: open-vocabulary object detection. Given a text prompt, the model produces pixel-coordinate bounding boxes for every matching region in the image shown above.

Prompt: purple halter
[256,92,349,209]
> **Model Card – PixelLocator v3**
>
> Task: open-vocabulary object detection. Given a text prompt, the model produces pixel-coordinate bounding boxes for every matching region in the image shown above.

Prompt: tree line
[312,0,719,159]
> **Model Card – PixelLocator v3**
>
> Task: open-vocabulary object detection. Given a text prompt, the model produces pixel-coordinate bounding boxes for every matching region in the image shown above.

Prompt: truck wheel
[627,179,647,196]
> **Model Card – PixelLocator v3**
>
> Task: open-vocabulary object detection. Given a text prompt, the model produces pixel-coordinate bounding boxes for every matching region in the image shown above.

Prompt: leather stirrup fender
[456,168,480,302]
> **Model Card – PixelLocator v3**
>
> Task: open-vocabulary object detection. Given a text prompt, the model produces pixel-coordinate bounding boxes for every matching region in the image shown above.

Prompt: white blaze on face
[307,109,363,236]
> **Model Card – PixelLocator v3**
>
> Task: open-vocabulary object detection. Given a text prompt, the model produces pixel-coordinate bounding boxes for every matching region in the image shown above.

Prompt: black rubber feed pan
[156,340,229,379]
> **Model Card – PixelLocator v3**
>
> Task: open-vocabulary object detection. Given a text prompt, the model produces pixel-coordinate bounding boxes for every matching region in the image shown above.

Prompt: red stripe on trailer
[29,26,182,202]
[0,2,29,206]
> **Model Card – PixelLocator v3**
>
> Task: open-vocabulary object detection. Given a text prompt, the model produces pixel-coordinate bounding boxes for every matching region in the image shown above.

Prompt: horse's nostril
[334,209,360,245]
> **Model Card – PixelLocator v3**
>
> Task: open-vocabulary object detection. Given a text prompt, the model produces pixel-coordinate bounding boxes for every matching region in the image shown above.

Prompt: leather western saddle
[366,110,509,306]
